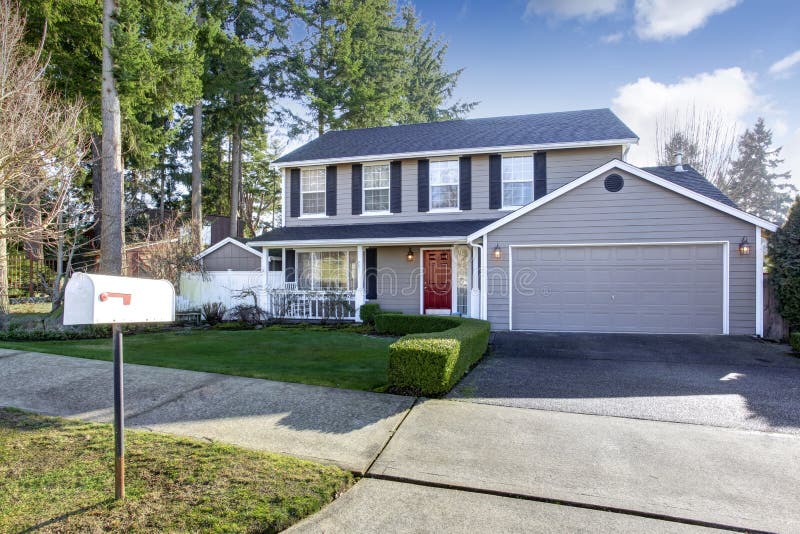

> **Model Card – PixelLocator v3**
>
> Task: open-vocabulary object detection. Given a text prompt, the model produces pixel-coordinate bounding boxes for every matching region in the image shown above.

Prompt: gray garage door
[510,244,724,334]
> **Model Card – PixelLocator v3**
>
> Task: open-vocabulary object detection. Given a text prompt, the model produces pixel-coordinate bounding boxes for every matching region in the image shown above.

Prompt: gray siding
[285,146,623,226]
[484,168,757,334]
[203,242,262,271]
[547,146,622,192]
[373,246,421,314]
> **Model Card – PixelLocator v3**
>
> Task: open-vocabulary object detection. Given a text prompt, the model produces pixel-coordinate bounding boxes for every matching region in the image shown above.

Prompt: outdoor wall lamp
[738,237,751,256]
[406,248,415,262]
[493,244,502,260]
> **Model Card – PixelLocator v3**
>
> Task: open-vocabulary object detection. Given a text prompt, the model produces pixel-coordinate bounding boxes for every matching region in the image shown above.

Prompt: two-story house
[199,108,777,335]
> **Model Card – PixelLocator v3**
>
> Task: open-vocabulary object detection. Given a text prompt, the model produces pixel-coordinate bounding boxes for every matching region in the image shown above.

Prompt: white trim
[755,227,764,337]
[481,234,488,320]
[359,211,392,217]
[249,236,468,247]
[419,247,455,315]
[298,214,328,219]
[194,237,262,260]
[467,159,778,240]
[507,241,730,335]
[274,138,639,168]
[281,170,287,228]
[356,245,365,322]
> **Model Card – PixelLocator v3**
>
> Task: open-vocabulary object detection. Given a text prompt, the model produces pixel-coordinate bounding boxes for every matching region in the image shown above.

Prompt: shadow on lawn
[449,332,800,432]
[18,501,112,533]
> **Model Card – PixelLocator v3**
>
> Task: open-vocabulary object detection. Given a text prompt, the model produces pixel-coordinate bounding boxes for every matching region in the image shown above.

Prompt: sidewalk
[0,349,413,473]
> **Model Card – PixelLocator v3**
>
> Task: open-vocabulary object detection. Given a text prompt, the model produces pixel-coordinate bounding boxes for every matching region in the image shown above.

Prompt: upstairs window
[363,163,390,213]
[301,168,326,216]
[430,160,459,210]
[502,155,533,208]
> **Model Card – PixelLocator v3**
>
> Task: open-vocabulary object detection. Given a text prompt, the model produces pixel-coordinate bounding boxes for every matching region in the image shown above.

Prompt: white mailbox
[63,273,175,325]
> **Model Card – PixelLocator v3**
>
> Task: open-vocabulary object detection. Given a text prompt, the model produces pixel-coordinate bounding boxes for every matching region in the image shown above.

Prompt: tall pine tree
[768,195,800,330]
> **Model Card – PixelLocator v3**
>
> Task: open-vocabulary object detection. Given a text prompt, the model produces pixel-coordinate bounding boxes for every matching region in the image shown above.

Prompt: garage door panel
[511,244,724,334]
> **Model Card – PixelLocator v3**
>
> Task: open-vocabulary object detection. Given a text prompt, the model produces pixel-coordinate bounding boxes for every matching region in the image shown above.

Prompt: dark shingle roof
[249,219,500,243]
[275,109,638,164]
[641,164,736,208]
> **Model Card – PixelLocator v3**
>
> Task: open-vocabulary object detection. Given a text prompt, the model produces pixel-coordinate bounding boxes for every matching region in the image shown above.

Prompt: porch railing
[266,289,357,321]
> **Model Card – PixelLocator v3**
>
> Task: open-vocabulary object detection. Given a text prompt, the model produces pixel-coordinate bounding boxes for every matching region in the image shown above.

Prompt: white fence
[179,271,264,315]
[266,290,357,320]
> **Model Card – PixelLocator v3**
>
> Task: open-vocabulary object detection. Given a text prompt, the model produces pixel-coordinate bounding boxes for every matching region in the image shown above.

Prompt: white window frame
[296,249,357,291]
[362,163,391,214]
[429,159,460,212]
[501,155,534,209]
[300,167,327,217]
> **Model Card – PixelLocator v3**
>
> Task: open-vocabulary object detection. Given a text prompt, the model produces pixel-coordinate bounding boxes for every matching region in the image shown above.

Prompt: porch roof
[248,219,499,247]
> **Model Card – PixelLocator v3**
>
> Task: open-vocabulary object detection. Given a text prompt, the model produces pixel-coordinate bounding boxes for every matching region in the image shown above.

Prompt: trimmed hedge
[384,315,490,396]
[791,332,800,353]
[359,303,382,325]
[375,313,461,336]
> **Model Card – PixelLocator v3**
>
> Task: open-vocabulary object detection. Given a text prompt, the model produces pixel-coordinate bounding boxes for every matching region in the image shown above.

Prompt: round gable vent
[604,173,624,192]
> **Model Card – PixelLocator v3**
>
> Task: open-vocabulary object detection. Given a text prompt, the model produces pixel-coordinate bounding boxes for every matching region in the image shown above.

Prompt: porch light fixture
[493,244,502,260]
[406,248,415,262]
[738,237,751,256]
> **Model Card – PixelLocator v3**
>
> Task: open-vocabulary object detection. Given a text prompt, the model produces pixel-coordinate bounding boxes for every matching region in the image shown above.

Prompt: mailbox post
[64,273,175,500]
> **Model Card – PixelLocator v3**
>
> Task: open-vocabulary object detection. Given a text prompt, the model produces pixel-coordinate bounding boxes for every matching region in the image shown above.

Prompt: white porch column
[259,246,268,310]
[470,244,481,319]
[756,227,764,337]
[480,235,488,321]
[355,245,366,322]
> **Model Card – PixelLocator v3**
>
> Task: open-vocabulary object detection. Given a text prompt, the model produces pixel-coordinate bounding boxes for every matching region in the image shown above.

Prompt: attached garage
[509,243,726,334]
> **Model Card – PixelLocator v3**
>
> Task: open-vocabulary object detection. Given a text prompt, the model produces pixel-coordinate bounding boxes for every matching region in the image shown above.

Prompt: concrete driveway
[449,333,800,434]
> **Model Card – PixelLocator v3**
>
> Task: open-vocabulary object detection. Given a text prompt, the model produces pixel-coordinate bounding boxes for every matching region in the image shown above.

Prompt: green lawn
[0,326,394,391]
[0,408,353,533]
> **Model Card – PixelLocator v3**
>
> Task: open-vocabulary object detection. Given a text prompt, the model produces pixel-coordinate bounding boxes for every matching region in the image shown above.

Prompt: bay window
[297,251,357,290]
[430,160,459,210]
[502,155,533,208]
[363,163,390,213]
[301,168,326,216]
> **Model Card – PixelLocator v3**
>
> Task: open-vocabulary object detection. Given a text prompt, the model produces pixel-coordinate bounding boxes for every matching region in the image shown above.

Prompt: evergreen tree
[658,132,700,168]
[768,196,800,330]
[724,118,795,222]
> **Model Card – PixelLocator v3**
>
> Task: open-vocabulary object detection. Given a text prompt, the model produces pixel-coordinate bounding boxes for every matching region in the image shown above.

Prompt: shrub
[768,196,800,330]
[359,303,381,325]
[202,302,227,325]
[386,316,490,396]
[791,332,800,353]
[375,314,460,336]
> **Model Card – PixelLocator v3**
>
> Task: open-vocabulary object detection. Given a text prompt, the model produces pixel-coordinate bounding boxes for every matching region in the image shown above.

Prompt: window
[502,155,533,208]
[363,163,390,213]
[267,249,283,272]
[301,168,326,216]
[430,160,459,210]
[297,251,357,290]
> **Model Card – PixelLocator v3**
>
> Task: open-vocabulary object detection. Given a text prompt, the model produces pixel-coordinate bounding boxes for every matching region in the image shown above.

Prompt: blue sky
[409,0,800,187]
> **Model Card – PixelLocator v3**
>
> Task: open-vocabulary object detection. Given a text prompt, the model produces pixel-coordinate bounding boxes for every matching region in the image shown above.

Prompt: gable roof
[274,109,638,166]
[468,160,778,241]
[642,164,736,207]
[248,219,500,246]
[195,236,263,260]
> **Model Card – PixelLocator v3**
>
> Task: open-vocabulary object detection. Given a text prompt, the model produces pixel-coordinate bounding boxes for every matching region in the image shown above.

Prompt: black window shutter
[390,161,402,213]
[351,164,362,215]
[459,156,472,210]
[285,249,296,283]
[489,155,502,209]
[534,152,547,200]
[326,166,337,216]
[290,169,301,217]
[365,248,378,300]
[417,159,429,212]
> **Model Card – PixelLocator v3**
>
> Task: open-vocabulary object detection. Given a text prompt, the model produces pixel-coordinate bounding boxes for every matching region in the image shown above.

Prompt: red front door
[423,249,452,312]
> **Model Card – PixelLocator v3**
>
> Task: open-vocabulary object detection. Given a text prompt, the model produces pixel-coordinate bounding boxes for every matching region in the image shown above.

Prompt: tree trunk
[101,0,124,275]
[91,133,102,243]
[191,99,202,250]
[0,187,9,320]
[230,122,241,237]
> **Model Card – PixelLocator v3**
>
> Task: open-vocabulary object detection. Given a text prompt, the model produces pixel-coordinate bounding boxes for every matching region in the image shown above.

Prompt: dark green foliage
[769,196,800,330]
[359,303,381,325]
[790,333,800,353]
[724,118,795,222]
[385,316,490,396]
[375,313,461,336]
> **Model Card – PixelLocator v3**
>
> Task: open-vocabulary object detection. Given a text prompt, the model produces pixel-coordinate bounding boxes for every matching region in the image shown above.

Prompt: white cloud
[769,49,800,79]
[634,0,740,40]
[601,32,624,44]
[525,0,622,19]
[611,67,759,167]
